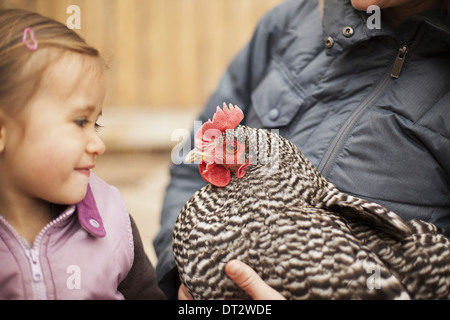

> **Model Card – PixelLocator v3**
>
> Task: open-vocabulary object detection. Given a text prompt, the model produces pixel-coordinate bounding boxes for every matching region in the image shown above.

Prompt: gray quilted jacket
[154,0,450,299]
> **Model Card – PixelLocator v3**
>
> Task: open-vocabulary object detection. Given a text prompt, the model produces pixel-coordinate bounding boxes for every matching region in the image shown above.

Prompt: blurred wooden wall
[1,0,284,111]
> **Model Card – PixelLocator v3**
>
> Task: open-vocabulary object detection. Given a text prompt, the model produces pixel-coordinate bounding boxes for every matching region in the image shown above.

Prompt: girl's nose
[86,132,106,156]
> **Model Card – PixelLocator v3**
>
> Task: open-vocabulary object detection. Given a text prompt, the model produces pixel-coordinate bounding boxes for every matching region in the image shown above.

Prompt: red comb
[195,103,244,149]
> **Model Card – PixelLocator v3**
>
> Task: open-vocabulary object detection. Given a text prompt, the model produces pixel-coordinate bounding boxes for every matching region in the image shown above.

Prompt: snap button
[268,108,280,121]
[342,26,354,37]
[89,218,100,228]
[324,36,334,48]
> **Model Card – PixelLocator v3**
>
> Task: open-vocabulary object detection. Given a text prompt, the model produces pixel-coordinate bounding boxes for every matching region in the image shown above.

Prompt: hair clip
[22,27,38,51]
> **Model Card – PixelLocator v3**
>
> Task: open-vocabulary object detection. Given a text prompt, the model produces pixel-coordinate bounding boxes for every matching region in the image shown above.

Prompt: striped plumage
[172,108,450,300]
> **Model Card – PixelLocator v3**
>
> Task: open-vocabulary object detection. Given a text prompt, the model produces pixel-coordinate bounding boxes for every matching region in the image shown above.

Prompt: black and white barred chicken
[172,103,450,300]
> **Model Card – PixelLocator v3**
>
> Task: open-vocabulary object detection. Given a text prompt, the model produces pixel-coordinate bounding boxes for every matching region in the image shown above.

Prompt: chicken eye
[226,143,237,154]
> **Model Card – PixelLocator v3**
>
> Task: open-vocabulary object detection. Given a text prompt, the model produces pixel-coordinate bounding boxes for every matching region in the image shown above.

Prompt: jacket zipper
[0,207,75,299]
[317,68,392,177]
[317,26,425,177]
[390,45,408,79]
[24,247,46,299]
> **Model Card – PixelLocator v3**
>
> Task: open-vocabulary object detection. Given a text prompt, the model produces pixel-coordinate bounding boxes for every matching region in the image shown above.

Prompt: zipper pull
[25,248,44,282]
[390,45,408,79]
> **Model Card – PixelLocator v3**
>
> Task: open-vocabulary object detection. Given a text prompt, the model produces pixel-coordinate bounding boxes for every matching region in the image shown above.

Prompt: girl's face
[1,53,106,206]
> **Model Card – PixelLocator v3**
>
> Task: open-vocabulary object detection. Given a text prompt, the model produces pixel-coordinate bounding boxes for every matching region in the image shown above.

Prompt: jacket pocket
[250,56,306,128]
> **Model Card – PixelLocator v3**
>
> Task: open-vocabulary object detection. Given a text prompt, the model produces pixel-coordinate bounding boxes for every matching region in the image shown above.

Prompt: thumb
[225,260,285,300]
[178,284,194,300]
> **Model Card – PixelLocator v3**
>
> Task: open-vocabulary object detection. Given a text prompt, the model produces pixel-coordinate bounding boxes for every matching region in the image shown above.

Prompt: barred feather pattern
[172,126,450,300]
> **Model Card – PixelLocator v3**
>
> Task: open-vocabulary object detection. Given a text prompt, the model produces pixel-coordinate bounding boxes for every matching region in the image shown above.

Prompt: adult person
[154,0,450,299]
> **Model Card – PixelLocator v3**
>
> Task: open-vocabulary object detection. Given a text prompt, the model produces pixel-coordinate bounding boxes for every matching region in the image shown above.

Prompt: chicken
[172,103,450,300]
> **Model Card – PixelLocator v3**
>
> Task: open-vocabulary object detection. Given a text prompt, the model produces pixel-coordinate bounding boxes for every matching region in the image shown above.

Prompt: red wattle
[199,162,231,187]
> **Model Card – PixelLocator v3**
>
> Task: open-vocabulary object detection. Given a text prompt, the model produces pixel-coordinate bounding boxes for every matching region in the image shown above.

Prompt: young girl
[0,9,165,299]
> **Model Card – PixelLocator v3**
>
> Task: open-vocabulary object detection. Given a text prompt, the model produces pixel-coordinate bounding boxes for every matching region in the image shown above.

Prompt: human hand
[178,283,194,300]
[224,260,285,300]
[178,259,285,300]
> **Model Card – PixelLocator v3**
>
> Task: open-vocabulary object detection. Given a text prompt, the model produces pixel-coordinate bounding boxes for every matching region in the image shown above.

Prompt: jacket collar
[76,184,106,238]
[322,0,450,55]
[411,10,450,44]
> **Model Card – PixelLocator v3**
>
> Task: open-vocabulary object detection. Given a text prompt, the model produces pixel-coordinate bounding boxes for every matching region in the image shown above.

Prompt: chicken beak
[185,148,211,163]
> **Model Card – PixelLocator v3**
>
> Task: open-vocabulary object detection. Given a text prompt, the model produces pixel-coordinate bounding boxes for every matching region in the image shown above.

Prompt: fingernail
[227,260,242,276]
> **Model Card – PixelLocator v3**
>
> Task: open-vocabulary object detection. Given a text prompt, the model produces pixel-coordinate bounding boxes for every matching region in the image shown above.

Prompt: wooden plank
[2,0,285,110]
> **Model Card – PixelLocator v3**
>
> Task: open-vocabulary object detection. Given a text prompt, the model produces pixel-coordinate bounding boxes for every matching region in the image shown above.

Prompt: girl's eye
[75,119,103,132]
[75,119,88,127]
[94,122,103,132]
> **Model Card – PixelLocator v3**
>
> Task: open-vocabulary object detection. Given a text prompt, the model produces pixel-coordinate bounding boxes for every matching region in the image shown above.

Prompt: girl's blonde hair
[0,9,104,113]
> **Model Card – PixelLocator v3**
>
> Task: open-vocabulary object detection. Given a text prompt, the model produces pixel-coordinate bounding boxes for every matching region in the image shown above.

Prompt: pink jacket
[0,173,134,299]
